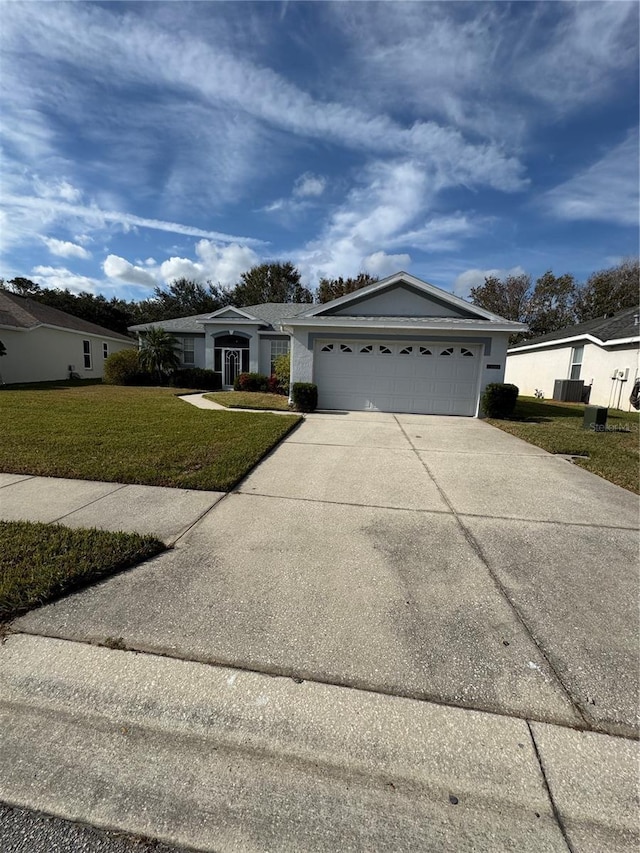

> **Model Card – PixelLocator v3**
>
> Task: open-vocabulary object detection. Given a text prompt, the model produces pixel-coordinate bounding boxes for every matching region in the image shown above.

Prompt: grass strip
[204,391,292,411]
[0,520,165,619]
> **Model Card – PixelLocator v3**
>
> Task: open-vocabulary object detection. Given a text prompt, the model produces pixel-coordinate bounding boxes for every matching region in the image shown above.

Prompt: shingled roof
[128,302,311,333]
[0,290,133,342]
[509,305,639,350]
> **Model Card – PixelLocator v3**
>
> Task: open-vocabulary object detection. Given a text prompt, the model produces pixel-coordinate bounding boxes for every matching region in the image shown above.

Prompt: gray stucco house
[130,271,525,416]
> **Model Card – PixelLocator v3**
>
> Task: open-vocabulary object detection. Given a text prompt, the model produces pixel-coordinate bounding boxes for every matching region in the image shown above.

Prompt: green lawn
[0,384,301,491]
[205,391,292,411]
[488,397,639,493]
[0,521,164,620]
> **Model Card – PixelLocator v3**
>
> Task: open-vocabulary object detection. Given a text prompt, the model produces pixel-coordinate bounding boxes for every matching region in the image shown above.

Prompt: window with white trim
[569,345,584,380]
[103,342,109,360]
[182,338,195,365]
[270,339,289,372]
[82,340,92,370]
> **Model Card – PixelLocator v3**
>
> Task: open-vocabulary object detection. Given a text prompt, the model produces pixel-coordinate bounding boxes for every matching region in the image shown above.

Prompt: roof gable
[204,305,260,321]
[302,272,506,322]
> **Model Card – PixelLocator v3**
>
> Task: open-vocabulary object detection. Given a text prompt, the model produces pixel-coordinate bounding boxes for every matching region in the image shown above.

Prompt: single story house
[0,290,136,385]
[131,272,524,416]
[505,306,640,409]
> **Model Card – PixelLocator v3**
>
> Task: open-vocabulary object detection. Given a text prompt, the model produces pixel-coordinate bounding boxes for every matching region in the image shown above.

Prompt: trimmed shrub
[481,383,519,419]
[267,374,282,394]
[103,349,145,385]
[171,368,222,391]
[291,382,318,413]
[273,352,290,393]
[234,372,269,392]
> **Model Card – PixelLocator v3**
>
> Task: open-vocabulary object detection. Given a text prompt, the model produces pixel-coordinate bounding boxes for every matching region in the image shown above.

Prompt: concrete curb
[2,634,637,852]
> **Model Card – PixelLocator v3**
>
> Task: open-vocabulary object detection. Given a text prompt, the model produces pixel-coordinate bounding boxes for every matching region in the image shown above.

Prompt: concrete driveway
[12,412,639,738]
[3,412,639,851]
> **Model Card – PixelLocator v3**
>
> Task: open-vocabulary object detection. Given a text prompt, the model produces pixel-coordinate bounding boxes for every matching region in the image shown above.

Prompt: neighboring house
[131,271,524,416]
[0,290,136,384]
[505,306,640,409]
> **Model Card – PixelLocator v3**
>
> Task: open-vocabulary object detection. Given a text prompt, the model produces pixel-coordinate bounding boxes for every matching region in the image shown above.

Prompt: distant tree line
[1,257,637,342]
[469,257,639,343]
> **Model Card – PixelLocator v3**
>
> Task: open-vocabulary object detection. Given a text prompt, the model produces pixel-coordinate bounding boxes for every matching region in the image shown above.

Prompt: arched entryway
[213,334,250,388]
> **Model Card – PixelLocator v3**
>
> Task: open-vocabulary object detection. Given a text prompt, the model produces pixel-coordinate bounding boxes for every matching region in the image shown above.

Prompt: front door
[223,348,242,389]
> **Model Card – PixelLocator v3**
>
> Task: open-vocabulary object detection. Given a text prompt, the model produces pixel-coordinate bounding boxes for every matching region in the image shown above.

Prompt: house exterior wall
[328,285,473,318]
[505,342,640,408]
[175,334,206,369]
[0,326,135,385]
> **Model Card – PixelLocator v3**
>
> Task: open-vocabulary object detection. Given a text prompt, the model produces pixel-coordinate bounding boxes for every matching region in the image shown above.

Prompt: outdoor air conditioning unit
[553,379,585,403]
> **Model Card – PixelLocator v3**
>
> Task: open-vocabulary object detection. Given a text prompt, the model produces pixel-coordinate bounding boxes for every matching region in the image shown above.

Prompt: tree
[231,262,313,305]
[469,273,532,323]
[575,258,640,322]
[151,278,232,320]
[470,270,581,343]
[5,277,41,297]
[525,270,579,338]
[317,273,378,304]
[138,327,181,383]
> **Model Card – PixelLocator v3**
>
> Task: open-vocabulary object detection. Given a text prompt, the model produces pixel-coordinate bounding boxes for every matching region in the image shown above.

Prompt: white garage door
[314,340,482,415]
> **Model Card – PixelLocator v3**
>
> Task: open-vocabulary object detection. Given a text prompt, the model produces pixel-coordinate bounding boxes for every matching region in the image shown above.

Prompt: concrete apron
[1,633,638,853]
[3,412,639,850]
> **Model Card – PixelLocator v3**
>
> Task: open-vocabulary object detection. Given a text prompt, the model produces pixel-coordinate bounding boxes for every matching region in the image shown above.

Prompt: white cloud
[328,2,637,137]
[518,3,638,112]
[3,194,266,247]
[362,251,411,279]
[34,178,83,203]
[262,173,327,219]
[42,237,92,259]
[294,173,326,198]
[31,265,102,295]
[452,266,526,300]
[390,213,487,253]
[295,160,430,282]
[543,133,639,227]
[159,241,260,287]
[103,255,157,288]
[103,241,260,291]
[0,2,527,194]
[194,241,260,286]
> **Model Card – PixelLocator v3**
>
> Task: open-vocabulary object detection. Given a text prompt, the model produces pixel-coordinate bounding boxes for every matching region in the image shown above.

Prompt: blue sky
[1,1,638,302]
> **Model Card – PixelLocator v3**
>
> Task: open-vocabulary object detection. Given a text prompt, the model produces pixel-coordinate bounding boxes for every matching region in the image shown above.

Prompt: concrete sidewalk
[0,472,224,544]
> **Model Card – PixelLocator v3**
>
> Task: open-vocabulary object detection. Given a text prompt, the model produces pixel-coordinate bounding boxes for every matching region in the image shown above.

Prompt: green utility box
[583,406,608,431]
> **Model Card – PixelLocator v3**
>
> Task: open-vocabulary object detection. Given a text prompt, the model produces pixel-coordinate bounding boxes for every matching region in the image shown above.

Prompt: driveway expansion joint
[393,415,592,732]
[527,721,576,853]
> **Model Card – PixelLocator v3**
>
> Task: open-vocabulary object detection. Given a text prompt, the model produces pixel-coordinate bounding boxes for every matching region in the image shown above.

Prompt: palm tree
[138,327,180,384]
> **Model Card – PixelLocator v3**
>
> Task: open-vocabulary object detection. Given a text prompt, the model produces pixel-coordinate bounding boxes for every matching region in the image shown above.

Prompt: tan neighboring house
[505,306,640,409]
[0,290,136,385]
